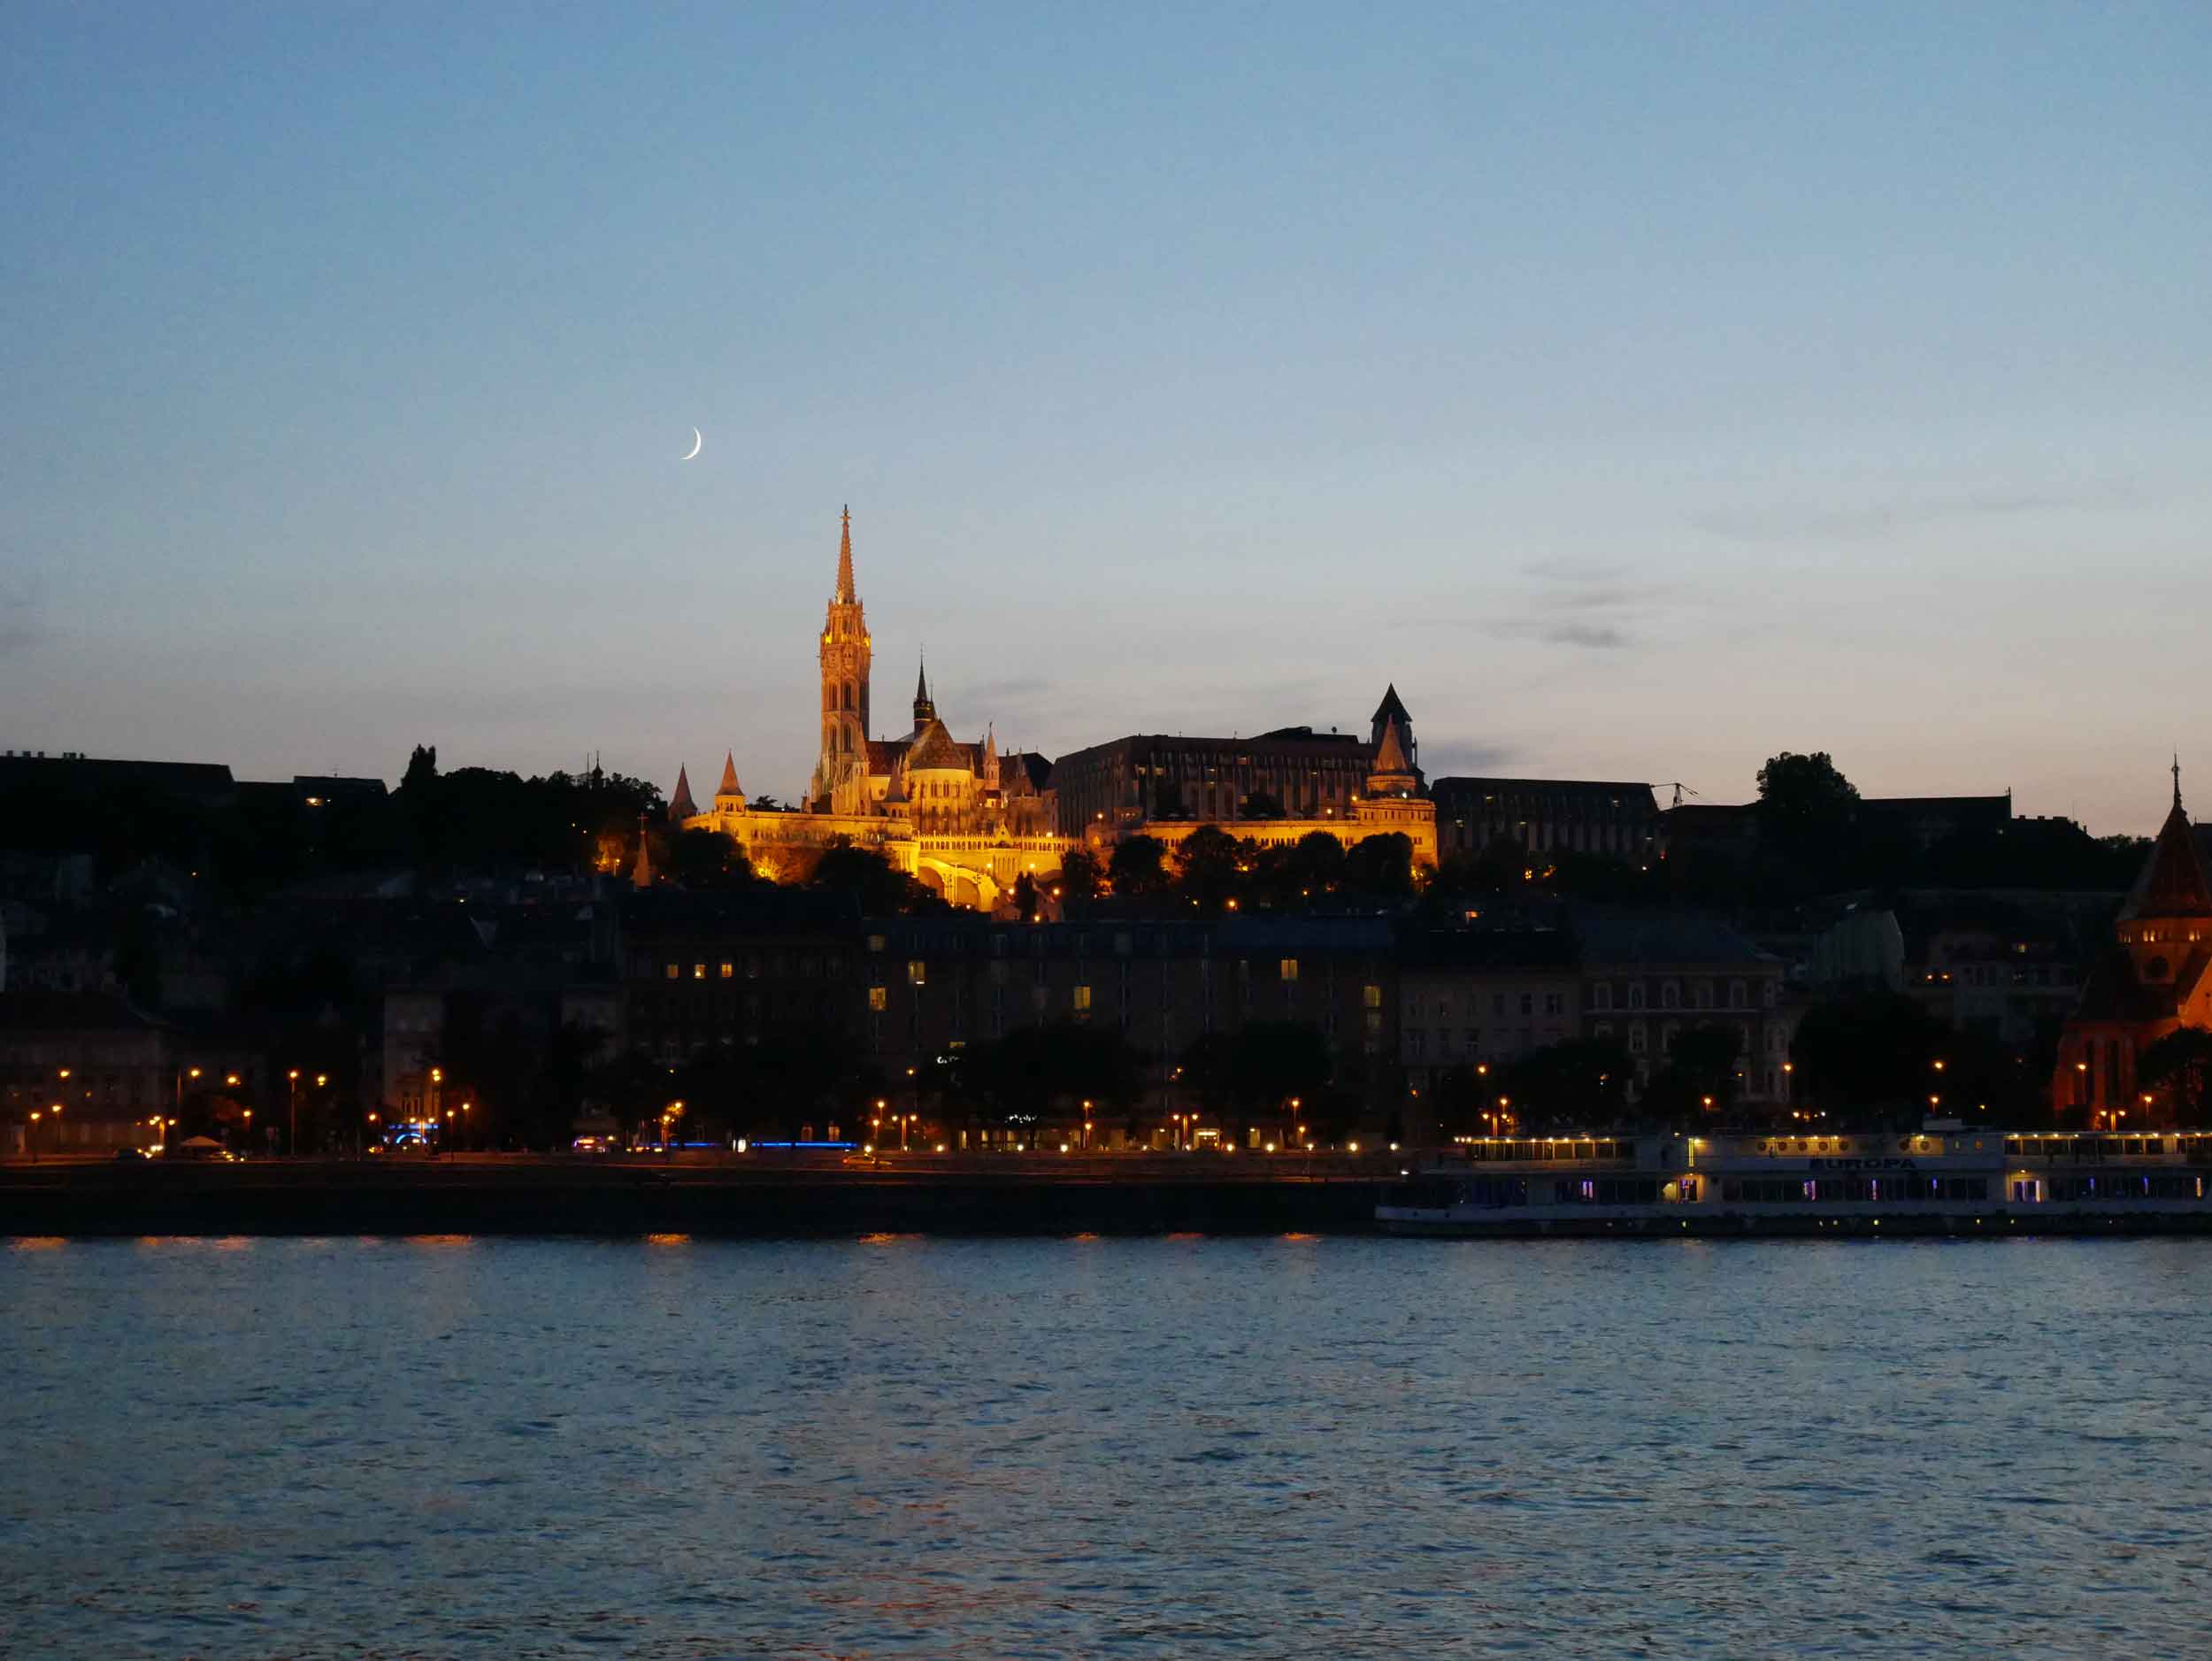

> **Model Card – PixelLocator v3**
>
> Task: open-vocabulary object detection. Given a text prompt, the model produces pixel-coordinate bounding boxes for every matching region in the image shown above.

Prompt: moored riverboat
[1379,1129,2212,1237]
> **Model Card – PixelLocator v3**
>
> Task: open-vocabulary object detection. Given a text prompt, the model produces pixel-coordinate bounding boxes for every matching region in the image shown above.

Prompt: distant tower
[1371,684,1417,772]
[713,752,745,816]
[667,765,696,824]
[912,656,936,727]
[630,814,657,888]
[808,507,872,814]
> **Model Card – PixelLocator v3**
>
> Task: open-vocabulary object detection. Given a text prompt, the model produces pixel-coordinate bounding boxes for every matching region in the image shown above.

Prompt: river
[4,1234,2208,1657]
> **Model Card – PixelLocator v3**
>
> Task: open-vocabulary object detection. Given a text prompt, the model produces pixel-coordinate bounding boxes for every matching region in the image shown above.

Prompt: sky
[4,3,2207,833]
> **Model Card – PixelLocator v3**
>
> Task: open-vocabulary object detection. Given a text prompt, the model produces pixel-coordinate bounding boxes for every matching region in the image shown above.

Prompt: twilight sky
[4,4,2207,833]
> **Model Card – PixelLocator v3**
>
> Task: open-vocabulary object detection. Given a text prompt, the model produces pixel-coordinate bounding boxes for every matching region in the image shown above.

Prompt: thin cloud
[1540,620,1631,650]
[0,584,42,655]
[1487,562,1685,654]
[1694,483,2139,543]
[1423,740,1524,777]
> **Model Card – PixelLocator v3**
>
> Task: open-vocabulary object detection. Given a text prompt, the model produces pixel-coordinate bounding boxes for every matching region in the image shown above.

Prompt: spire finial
[2176,753,2185,811]
[834,506,856,604]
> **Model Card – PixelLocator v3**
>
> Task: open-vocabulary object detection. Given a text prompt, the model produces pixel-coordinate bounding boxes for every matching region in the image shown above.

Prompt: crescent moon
[680,427,702,462]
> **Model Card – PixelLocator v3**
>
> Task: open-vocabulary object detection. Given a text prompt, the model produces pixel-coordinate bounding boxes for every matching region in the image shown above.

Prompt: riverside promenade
[0,1150,1397,1238]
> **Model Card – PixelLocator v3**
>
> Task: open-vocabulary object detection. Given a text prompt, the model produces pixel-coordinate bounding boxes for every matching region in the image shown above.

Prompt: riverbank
[0,1153,1390,1237]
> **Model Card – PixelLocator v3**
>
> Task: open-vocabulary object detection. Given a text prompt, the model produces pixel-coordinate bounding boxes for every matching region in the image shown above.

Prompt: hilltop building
[1431,777,1662,862]
[1052,686,1439,867]
[675,511,1068,911]
[2052,766,2212,1125]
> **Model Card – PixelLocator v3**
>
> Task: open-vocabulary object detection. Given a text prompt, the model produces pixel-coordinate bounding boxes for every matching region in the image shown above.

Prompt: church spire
[913,654,934,726]
[2123,764,2212,922]
[835,505,856,604]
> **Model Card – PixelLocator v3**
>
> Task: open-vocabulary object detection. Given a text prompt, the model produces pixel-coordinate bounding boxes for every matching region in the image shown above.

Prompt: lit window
[1074,985,1092,1011]
[1363,984,1382,1010]
[1279,958,1299,982]
[693,964,706,980]
[664,964,680,980]
[908,960,926,986]
[868,987,887,1012]
[720,963,734,979]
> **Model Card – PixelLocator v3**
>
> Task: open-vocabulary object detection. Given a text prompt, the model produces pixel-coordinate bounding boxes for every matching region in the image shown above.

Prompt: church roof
[2123,796,2212,921]
[1372,683,1410,726]
[717,753,741,797]
[907,719,972,772]
[668,765,696,821]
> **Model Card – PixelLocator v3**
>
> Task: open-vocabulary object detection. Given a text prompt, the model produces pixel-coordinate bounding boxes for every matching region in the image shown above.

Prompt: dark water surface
[4,1235,2211,1659]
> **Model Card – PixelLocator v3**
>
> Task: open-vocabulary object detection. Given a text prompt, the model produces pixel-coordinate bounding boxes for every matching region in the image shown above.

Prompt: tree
[1253,831,1347,909]
[1497,1037,1633,1133]
[1789,992,1950,1127]
[1180,1023,1332,1142]
[2139,1028,2212,1128]
[810,840,942,914]
[1109,834,1170,898]
[1642,1024,1748,1124]
[1012,870,1040,922]
[1342,832,1415,898]
[1174,824,1242,914]
[664,828,754,889]
[1756,750,1861,879]
[1057,849,1103,913]
[962,1024,1145,1129]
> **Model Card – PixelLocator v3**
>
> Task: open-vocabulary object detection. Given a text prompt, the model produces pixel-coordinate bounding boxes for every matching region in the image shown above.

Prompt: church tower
[809,508,872,815]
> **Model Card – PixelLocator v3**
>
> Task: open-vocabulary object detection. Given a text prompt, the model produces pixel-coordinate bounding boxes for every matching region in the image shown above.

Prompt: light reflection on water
[4,1236,2211,1658]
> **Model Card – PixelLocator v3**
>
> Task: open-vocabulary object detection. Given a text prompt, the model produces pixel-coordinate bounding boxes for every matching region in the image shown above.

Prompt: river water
[4,1234,2209,1658]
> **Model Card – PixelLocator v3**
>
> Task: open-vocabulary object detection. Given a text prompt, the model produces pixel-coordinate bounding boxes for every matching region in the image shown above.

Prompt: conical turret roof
[1372,683,1410,726]
[1371,716,1412,778]
[668,765,696,822]
[2124,782,2212,921]
[717,753,741,797]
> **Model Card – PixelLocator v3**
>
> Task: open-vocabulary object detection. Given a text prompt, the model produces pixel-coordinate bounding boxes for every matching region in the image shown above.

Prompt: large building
[1430,777,1662,862]
[2052,769,2212,1125]
[1052,687,1439,867]
[677,511,1070,911]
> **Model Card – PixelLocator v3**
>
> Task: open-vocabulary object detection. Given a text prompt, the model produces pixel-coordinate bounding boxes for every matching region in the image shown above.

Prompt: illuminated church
[669,509,1436,912]
[2052,765,2212,1125]
[675,511,1067,911]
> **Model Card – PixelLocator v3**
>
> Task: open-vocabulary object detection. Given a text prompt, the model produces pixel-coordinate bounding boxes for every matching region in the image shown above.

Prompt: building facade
[1056,688,1439,869]
[1431,777,1661,861]
[2052,773,2212,1125]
